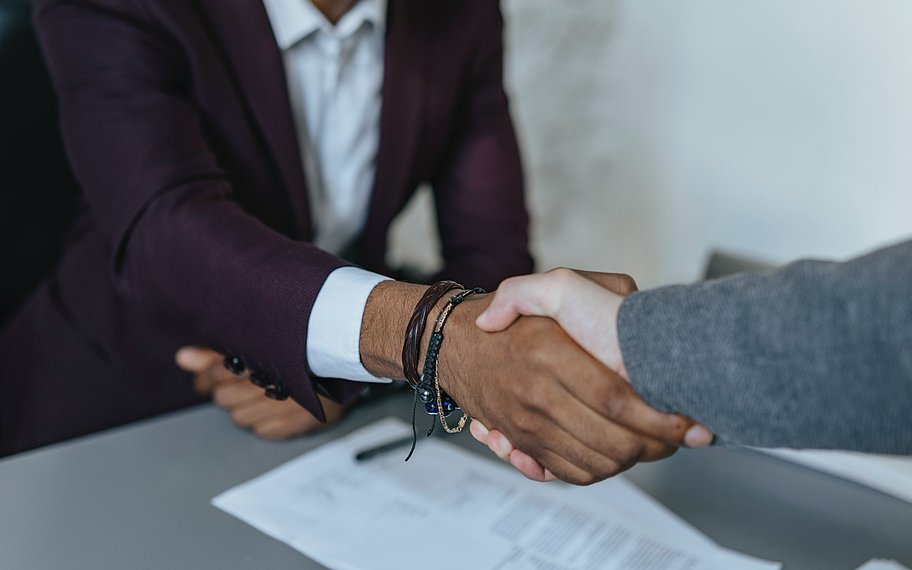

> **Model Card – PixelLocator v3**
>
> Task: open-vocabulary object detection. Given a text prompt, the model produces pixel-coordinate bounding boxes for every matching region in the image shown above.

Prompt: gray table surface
[1,392,910,570]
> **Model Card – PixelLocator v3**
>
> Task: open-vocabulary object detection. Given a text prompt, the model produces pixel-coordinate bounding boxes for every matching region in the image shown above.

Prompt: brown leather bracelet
[401,280,462,387]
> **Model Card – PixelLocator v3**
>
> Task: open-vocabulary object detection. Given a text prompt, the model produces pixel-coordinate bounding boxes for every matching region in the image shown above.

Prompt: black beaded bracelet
[404,286,485,460]
[417,287,485,432]
[401,280,462,388]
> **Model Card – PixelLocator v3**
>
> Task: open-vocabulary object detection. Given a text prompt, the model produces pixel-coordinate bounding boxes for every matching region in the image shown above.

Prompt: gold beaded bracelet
[418,287,485,434]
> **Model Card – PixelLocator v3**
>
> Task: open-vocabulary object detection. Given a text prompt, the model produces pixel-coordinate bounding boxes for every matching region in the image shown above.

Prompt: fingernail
[475,310,489,324]
[685,425,713,447]
[472,421,489,438]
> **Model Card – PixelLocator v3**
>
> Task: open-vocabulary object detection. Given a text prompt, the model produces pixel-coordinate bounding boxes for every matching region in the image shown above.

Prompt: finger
[476,273,560,332]
[601,393,702,448]
[318,395,348,424]
[531,444,620,486]
[598,395,711,450]
[193,363,244,395]
[575,270,638,295]
[175,346,222,373]
[469,419,490,444]
[230,396,293,428]
[552,395,680,464]
[684,424,714,447]
[508,449,550,482]
[579,416,678,464]
[556,358,703,448]
[253,408,326,440]
[212,380,264,409]
[484,429,563,482]
[486,430,514,461]
[516,364,681,468]
[507,414,632,484]
[546,403,664,472]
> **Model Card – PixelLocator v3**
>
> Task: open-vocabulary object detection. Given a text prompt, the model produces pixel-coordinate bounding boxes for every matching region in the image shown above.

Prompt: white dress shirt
[262,0,391,383]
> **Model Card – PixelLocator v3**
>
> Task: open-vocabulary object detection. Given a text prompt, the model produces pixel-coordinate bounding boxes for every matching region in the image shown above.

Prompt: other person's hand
[426,288,701,485]
[175,347,346,439]
[470,269,713,481]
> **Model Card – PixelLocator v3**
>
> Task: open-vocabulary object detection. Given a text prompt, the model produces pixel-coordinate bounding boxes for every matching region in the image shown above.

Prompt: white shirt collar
[263,0,387,51]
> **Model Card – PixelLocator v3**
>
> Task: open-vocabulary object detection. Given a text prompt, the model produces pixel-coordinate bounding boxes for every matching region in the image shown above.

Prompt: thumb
[476,274,556,332]
[475,295,523,332]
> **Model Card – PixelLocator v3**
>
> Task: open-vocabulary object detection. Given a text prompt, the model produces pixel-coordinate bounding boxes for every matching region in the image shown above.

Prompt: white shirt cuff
[306,266,393,383]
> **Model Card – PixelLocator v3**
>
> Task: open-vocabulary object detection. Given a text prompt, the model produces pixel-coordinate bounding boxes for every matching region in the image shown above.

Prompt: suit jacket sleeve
[618,239,912,453]
[430,1,534,291]
[33,0,360,418]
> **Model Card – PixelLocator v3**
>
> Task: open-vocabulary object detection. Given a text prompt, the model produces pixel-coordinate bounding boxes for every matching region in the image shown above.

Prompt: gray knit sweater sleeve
[617,240,912,453]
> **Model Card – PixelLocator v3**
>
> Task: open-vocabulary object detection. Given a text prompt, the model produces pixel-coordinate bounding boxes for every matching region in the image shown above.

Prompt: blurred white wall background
[389,0,912,289]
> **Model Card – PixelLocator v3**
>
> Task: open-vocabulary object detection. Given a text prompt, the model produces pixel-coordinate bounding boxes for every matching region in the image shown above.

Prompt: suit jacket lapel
[194,0,313,239]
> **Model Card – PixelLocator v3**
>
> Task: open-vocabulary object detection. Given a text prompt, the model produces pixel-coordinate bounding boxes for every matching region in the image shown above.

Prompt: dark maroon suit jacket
[0,0,531,455]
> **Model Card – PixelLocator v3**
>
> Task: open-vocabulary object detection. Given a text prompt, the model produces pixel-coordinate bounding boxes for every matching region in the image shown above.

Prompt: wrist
[431,293,491,403]
[609,293,629,381]
[359,281,429,379]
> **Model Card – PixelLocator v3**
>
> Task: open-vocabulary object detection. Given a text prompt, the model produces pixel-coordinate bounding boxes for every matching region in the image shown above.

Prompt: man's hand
[175,347,346,439]
[470,269,713,481]
[359,281,706,486]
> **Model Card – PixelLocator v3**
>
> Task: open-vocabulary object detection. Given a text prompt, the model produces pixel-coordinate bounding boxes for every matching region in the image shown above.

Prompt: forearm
[618,240,912,453]
[121,183,356,413]
[431,0,532,292]
[124,184,340,339]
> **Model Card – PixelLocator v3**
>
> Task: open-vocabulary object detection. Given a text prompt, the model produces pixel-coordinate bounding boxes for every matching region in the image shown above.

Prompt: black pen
[355,435,414,462]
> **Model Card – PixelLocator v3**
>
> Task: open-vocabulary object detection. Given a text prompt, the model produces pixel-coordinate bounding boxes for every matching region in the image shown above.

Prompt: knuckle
[547,267,575,282]
[574,472,599,486]
[617,274,638,295]
[600,463,626,480]
[509,412,538,438]
[230,409,250,426]
[652,443,678,461]
[604,392,629,420]
[589,454,625,481]
[547,267,575,292]
[654,414,688,444]
[515,344,555,374]
[212,390,232,408]
[614,439,643,462]
[588,381,618,416]
[526,382,559,413]
[255,425,285,440]
[497,276,521,296]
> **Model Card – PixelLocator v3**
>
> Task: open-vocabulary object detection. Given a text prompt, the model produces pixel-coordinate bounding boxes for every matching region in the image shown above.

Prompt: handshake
[178,269,713,486]
[436,269,713,485]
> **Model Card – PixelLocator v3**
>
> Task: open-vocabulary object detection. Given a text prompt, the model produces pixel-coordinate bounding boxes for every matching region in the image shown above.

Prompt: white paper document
[213,418,780,570]
[854,561,911,570]
[764,448,912,505]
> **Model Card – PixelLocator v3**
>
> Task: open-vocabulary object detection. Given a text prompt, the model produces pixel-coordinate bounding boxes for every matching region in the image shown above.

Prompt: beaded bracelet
[401,281,463,461]
[401,280,462,388]
[416,287,486,434]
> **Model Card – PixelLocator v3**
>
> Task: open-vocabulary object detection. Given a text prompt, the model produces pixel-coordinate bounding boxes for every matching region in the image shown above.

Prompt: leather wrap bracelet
[417,287,485,434]
[401,280,461,388]
[400,281,484,460]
